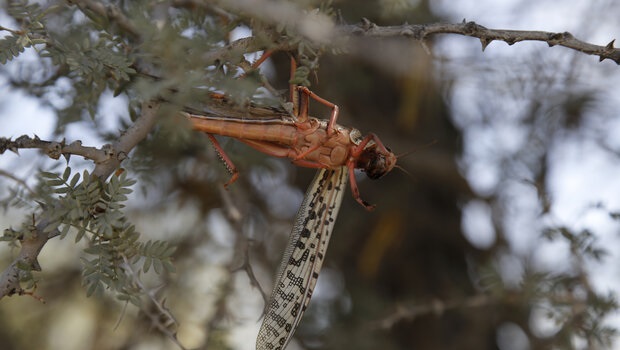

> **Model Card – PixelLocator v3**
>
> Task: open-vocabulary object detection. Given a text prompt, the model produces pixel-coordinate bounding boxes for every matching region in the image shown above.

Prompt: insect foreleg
[347,161,376,211]
[351,132,391,157]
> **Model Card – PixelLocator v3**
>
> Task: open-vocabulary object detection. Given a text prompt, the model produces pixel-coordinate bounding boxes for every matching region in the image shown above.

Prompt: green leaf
[40,171,58,179]
[59,224,71,239]
[43,220,60,233]
[70,172,80,187]
[86,279,102,297]
[153,259,162,274]
[117,187,132,195]
[143,257,152,273]
[54,187,72,194]
[62,167,71,181]
[46,178,65,186]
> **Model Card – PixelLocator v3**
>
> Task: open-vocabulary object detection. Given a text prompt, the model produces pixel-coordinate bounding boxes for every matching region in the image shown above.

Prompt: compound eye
[365,154,388,179]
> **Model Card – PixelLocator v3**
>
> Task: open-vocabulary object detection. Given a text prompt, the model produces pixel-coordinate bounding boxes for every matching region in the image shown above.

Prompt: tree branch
[0,135,110,163]
[0,222,55,299]
[92,101,159,178]
[339,19,620,64]
[0,101,160,299]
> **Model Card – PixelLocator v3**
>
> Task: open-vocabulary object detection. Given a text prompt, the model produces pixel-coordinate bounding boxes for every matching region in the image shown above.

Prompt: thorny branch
[372,291,592,331]
[0,101,160,300]
[341,19,620,64]
[0,135,111,163]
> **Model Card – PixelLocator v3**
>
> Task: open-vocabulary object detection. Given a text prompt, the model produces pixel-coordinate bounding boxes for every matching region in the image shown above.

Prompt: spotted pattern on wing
[256,167,348,350]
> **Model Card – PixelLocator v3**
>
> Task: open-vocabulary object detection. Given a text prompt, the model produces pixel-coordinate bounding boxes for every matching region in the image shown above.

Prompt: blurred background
[1,0,620,349]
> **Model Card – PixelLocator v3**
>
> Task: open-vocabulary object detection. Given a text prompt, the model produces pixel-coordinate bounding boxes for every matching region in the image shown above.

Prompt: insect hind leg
[206,134,239,189]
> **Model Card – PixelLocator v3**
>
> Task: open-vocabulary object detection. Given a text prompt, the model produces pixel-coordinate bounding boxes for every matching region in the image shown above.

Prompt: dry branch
[340,19,620,64]
[0,135,110,163]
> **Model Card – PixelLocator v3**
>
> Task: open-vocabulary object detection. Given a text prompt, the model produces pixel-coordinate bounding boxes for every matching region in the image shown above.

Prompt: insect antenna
[393,140,438,179]
[394,164,412,177]
[395,139,438,159]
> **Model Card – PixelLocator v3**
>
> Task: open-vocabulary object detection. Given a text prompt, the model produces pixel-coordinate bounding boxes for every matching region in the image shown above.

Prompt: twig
[0,169,36,196]
[372,295,491,330]
[68,0,140,40]
[120,256,186,350]
[0,135,110,163]
[0,25,22,35]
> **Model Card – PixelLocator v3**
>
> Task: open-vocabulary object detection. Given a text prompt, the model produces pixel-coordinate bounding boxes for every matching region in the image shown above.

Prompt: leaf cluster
[475,242,617,348]
[0,1,47,64]
[4,167,177,304]
[2,0,344,141]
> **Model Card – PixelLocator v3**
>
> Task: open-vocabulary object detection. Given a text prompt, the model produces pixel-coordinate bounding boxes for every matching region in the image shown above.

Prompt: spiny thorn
[606,39,615,50]
[361,17,372,28]
[480,37,490,51]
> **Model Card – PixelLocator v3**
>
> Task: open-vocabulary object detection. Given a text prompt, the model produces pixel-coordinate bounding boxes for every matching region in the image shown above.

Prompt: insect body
[187,78,396,349]
[188,87,396,210]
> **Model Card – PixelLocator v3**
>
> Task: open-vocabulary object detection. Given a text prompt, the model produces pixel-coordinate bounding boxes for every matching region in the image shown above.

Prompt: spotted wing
[256,167,348,350]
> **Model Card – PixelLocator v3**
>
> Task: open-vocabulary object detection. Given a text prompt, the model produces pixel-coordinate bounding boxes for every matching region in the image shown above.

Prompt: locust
[186,57,397,349]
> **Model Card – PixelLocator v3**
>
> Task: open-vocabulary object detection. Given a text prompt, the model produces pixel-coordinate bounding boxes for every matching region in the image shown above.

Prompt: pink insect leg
[346,161,375,211]
[296,86,340,136]
[347,132,393,211]
[350,132,391,157]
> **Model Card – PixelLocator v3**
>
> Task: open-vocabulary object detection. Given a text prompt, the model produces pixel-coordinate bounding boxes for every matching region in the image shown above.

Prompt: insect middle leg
[295,86,340,136]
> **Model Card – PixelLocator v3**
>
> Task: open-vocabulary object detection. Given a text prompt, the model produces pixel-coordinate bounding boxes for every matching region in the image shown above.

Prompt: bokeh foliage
[1,1,619,350]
